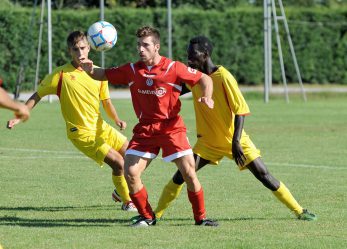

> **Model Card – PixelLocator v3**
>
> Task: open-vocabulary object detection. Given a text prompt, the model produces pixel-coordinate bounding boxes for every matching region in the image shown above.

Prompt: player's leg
[246,158,316,220]
[125,154,156,226]
[104,141,136,211]
[174,155,218,226]
[100,125,135,211]
[154,154,209,219]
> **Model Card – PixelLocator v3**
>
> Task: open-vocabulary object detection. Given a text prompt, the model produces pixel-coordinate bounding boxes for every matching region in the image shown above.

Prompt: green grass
[0,93,346,249]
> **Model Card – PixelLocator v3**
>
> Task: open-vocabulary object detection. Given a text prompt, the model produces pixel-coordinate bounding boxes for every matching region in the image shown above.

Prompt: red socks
[188,188,206,222]
[130,186,154,219]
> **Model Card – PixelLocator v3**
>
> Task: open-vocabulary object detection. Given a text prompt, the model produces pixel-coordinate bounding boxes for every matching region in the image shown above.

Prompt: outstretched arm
[0,88,30,122]
[7,92,41,129]
[102,98,126,130]
[80,59,107,81]
[197,73,214,109]
[232,115,247,166]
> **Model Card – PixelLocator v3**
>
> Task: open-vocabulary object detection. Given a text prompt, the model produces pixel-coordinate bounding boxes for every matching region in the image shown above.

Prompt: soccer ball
[87,21,117,52]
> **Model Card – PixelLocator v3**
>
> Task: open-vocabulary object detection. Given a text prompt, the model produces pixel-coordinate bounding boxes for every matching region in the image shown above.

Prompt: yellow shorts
[70,123,127,166]
[193,133,261,170]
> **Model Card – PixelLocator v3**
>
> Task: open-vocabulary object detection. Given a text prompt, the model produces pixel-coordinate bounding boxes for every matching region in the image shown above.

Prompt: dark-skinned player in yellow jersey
[152,36,316,222]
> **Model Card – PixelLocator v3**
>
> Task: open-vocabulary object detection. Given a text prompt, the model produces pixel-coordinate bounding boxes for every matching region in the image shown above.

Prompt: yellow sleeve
[37,71,60,98]
[221,71,250,115]
[99,81,110,100]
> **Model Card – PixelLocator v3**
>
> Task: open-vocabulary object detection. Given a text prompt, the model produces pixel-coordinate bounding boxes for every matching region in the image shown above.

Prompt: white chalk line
[0,147,346,170]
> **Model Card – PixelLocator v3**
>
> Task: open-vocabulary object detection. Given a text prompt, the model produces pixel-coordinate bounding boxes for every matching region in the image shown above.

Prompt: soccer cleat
[121,201,138,212]
[111,189,122,203]
[130,215,156,227]
[130,214,161,223]
[297,209,317,221]
[195,218,219,227]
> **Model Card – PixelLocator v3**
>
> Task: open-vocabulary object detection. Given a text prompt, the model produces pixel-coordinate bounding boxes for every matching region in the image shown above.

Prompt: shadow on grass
[0,205,116,212]
[0,205,130,227]
[0,216,129,227]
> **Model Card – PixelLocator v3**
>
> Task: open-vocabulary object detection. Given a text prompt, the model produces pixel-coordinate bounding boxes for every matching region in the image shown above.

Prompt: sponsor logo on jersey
[146,78,154,86]
[187,67,197,74]
[143,73,156,78]
[69,74,76,80]
[137,87,167,97]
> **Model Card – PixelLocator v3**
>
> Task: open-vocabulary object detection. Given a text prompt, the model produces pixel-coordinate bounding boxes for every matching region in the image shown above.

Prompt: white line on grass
[1,147,346,170]
[0,146,81,155]
[0,155,88,160]
[220,160,346,170]
[267,162,346,170]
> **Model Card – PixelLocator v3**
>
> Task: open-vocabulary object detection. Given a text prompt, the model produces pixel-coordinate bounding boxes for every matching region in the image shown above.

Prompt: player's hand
[14,103,30,122]
[7,118,21,129]
[116,120,127,131]
[80,59,94,74]
[232,140,247,167]
[198,96,214,109]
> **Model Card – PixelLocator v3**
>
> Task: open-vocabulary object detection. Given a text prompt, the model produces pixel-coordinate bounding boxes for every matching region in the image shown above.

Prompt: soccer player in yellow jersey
[7,31,136,212]
[154,36,316,221]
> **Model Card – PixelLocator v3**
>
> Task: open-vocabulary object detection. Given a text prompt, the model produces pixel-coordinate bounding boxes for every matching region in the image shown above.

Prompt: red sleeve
[175,61,202,87]
[105,63,132,85]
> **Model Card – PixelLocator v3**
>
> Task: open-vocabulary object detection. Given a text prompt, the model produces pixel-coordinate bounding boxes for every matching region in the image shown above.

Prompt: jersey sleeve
[222,71,250,116]
[175,61,202,87]
[37,71,60,98]
[105,63,132,85]
[99,80,110,100]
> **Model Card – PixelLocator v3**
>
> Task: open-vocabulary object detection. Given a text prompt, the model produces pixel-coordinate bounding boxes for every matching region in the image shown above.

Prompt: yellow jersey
[37,62,110,139]
[190,66,250,146]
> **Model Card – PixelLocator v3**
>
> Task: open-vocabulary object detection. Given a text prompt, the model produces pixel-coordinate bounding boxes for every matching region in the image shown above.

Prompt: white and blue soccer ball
[87,21,117,52]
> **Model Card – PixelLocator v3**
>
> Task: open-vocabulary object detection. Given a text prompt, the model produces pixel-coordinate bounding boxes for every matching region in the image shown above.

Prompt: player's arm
[232,115,247,166]
[7,92,41,129]
[80,59,107,81]
[0,88,30,122]
[197,73,214,108]
[102,98,126,130]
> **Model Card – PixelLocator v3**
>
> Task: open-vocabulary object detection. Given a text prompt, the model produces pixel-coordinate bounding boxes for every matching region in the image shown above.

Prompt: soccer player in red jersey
[81,26,218,227]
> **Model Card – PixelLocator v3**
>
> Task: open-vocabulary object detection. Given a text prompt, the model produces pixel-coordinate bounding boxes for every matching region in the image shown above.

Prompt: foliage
[5,0,347,9]
[0,6,346,92]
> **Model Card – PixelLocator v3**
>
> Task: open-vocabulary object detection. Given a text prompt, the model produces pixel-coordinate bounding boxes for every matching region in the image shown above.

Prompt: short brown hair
[66,31,87,48]
[136,26,160,44]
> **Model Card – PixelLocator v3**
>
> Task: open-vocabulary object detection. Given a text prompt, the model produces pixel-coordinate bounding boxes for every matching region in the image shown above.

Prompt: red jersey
[105,56,202,121]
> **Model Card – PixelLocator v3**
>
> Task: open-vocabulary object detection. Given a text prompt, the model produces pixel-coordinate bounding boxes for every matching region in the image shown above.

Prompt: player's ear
[155,43,160,52]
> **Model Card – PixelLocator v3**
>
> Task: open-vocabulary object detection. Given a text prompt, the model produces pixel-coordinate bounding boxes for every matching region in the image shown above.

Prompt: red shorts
[126,115,192,162]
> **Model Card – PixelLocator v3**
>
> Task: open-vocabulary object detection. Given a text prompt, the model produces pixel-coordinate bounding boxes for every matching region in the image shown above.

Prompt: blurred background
[0,0,346,94]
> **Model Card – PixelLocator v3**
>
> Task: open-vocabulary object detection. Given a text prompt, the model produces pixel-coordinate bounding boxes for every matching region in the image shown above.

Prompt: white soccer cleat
[121,201,138,212]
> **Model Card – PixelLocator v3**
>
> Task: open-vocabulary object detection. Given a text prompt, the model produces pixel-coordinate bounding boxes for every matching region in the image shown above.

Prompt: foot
[121,201,138,212]
[111,189,121,203]
[130,214,161,223]
[297,209,317,221]
[195,218,219,227]
[130,215,156,227]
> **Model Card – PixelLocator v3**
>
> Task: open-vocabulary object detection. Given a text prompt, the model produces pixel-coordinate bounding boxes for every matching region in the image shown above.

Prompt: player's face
[137,36,160,64]
[187,43,206,71]
[69,38,90,67]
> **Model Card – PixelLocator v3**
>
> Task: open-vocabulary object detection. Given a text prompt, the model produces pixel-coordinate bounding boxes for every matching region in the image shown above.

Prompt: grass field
[0,92,346,249]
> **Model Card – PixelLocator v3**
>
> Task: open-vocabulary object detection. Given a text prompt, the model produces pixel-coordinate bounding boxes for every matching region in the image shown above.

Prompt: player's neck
[71,61,83,71]
[144,55,162,66]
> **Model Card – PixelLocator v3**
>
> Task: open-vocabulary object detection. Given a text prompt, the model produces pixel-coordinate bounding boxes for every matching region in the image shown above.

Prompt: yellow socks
[112,174,131,203]
[154,179,184,219]
[273,182,303,215]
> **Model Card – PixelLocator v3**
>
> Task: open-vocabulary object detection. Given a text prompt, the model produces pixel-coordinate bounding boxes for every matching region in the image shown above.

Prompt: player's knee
[259,173,279,191]
[172,170,185,185]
